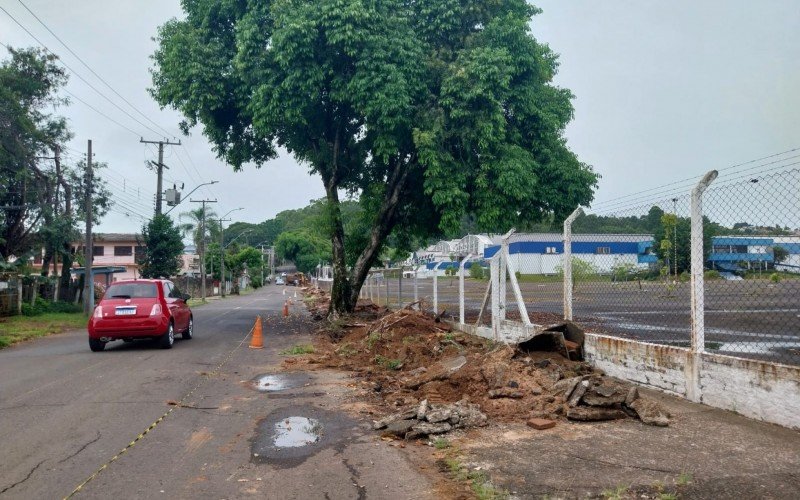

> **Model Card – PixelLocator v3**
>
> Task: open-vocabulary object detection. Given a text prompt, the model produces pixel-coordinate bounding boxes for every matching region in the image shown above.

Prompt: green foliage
[366,331,382,350]
[280,344,315,356]
[335,343,357,357]
[21,297,82,316]
[469,264,486,280]
[556,257,600,285]
[772,246,789,264]
[151,0,599,313]
[703,270,721,280]
[0,311,87,349]
[374,354,402,370]
[275,230,331,274]
[178,206,219,250]
[770,272,781,283]
[0,47,111,262]
[432,438,450,450]
[139,214,184,278]
[611,262,637,282]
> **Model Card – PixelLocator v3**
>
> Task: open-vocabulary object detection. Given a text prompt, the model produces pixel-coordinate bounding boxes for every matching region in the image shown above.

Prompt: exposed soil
[290,287,668,428]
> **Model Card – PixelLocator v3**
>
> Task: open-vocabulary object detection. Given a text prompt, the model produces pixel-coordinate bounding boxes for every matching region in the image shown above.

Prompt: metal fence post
[459,254,474,325]
[563,207,584,321]
[490,254,500,341]
[433,262,443,314]
[688,170,718,402]
[413,267,418,304]
[398,266,403,308]
[499,243,507,321]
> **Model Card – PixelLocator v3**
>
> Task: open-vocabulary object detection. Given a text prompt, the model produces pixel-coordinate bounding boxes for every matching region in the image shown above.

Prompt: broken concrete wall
[583,334,689,397]
[584,334,800,430]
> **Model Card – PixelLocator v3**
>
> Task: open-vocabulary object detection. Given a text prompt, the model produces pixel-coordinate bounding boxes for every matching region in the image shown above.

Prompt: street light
[219,208,244,297]
[164,180,219,215]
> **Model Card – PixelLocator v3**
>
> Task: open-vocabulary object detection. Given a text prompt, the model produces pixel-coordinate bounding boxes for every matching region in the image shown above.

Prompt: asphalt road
[0,286,434,499]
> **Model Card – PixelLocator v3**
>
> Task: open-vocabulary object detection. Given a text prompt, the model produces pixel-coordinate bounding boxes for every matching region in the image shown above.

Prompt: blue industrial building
[709,236,800,272]
[483,233,656,275]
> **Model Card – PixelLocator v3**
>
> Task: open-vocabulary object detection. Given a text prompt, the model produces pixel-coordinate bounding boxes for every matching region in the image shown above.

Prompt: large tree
[151,0,598,314]
[139,214,184,278]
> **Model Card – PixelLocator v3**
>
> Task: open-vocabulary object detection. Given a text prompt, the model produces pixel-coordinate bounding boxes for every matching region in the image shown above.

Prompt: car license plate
[115,307,137,316]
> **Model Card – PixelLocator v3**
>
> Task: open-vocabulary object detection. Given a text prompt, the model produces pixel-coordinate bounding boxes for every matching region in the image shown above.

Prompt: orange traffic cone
[249,316,264,349]
[282,300,289,318]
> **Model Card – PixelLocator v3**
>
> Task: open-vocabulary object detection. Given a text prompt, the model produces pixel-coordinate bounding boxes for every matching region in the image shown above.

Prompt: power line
[591,146,800,209]
[15,0,177,140]
[590,153,800,214]
[590,160,800,216]
[0,5,161,137]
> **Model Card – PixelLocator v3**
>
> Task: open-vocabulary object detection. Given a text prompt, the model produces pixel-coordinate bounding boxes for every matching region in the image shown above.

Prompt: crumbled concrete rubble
[373,399,488,439]
[299,291,671,433]
[544,375,671,426]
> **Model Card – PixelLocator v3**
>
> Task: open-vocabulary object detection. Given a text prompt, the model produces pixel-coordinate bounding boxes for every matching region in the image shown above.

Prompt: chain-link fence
[314,167,799,366]
[569,195,694,348]
[699,168,800,364]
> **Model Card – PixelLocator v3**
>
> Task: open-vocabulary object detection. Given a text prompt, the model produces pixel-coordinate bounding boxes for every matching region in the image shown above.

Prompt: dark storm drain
[251,405,355,467]
[250,373,310,393]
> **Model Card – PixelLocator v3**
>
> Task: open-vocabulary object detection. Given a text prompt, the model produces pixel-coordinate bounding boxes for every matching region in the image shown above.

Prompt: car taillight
[150,303,162,316]
[93,306,103,318]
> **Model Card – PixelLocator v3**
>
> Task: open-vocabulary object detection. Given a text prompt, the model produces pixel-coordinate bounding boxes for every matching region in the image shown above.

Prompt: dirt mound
[298,288,669,433]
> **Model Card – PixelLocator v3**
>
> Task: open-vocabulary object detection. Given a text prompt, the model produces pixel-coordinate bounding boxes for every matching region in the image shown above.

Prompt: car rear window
[106,283,158,299]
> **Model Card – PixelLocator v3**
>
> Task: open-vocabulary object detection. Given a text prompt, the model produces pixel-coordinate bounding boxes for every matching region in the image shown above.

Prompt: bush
[678,271,691,283]
[21,297,82,316]
[703,270,721,280]
[469,264,486,280]
[770,273,781,283]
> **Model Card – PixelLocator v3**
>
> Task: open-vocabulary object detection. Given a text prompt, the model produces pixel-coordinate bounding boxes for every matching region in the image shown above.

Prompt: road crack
[0,459,46,495]
[59,431,102,464]
[341,457,366,500]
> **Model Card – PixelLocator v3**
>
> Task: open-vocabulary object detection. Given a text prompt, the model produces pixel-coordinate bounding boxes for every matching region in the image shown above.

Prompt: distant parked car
[87,279,193,352]
[275,277,285,285]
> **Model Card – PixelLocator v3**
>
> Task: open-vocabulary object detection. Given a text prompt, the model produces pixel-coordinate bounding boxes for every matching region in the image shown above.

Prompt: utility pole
[140,138,181,215]
[191,199,217,301]
[218,218,231,297]
[83,140,94,314]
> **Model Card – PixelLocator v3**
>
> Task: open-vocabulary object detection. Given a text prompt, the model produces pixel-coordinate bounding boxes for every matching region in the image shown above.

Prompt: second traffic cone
[249,316,264,349]
[282,300,289,317]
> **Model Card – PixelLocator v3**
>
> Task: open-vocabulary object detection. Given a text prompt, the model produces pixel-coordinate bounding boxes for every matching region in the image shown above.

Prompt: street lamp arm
[164,180,219,215]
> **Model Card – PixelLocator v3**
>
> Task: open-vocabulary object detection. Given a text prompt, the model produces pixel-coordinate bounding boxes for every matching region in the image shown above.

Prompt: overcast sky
[1,1,798,233]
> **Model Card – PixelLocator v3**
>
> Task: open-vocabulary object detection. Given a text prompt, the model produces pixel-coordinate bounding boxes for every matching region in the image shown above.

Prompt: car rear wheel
[89,338,106,352]
[159,322,174,349]
[182,316,193,340]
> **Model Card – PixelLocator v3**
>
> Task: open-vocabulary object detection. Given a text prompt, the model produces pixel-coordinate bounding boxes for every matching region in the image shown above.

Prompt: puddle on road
[251,405,353,468]
[273,417,323,447]
[255,375,289,392]
[249,373,310,393]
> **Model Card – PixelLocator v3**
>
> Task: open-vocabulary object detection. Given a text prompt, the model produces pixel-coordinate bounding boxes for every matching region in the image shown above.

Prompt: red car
[87,279,193,351]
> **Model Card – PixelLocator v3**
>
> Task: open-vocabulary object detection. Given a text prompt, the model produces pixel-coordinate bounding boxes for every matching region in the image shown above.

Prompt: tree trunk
[325,181,353,315]
[346,158,413,307]
[58,245,74,301]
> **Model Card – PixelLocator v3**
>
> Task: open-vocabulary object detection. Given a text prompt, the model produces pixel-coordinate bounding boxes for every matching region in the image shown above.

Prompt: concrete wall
[584,334,800,430]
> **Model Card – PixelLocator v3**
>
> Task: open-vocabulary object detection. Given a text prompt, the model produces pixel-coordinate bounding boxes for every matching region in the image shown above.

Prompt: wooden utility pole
[191,199,217,301]
[83,140,94,314]
[140,138,181,215]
